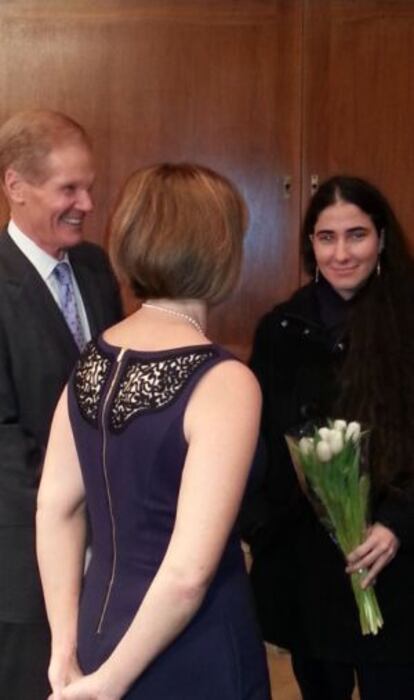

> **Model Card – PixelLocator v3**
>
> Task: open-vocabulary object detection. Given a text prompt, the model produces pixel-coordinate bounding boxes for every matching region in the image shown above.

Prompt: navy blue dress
[68,337,271,699]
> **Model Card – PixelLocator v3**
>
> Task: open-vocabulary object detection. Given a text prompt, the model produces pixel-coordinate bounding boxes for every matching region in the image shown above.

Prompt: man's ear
[3,168,28,204]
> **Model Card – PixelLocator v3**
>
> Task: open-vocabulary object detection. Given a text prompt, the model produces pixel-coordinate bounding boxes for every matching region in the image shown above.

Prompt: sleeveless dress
[67,337,271,700]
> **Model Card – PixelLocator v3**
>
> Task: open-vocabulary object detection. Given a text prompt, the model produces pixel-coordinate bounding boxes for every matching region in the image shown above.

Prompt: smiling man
[0,110,122,700]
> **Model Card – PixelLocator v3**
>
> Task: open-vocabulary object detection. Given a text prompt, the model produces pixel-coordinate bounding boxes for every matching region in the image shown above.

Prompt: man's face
[9,143,95,258]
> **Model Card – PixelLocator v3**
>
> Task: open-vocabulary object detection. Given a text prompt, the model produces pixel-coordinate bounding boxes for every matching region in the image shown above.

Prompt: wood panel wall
[303,0,414,250]
[1,1,414,357]
[0,0,302,359]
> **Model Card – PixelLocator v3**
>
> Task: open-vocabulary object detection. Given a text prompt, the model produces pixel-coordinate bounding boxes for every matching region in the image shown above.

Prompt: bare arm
[36,388,87,696]
[61,359,262,700]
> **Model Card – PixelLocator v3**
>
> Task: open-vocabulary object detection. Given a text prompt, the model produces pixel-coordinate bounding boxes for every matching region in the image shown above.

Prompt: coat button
[280,319,288,328]
[303,328,310,335]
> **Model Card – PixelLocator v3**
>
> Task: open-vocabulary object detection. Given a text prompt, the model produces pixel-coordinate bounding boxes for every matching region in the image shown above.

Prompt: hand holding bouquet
[286,420,384,636]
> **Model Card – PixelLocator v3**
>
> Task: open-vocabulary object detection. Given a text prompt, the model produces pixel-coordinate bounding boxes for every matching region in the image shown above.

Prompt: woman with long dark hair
[243,176,414,699]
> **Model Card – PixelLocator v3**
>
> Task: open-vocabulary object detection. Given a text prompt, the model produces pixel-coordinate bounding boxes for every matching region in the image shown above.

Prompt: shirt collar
[7,220,69,282]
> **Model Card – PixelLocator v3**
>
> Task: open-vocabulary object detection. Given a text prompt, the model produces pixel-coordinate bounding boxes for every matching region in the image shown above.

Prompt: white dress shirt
[7,220,91,342]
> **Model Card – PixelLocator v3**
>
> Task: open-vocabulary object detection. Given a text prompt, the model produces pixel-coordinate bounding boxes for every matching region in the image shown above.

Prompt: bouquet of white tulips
[286,420,384,636]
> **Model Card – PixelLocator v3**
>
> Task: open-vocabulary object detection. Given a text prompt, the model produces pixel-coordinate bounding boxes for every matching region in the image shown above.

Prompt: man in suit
[0,109,122,699]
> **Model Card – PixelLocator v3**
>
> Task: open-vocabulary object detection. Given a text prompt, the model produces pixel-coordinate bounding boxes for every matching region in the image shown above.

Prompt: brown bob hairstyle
[109,163,248,305]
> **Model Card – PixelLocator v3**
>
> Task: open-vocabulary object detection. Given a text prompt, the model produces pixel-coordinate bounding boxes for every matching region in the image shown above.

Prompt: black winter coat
[242,281,414,663]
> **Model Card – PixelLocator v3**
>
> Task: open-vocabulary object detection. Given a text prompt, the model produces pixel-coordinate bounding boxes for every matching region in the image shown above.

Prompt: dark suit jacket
[0,230,122,622]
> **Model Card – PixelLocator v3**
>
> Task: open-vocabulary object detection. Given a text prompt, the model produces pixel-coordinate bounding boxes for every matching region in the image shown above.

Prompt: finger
[368,539,398,565]
[369,530,398,554]
[348,534,399,571]
[360,553,390,588]
[347,540,375,563]
[347,524,397,563]
[346,548,381,573]
[361,545,397,586]
[347,552,382,574]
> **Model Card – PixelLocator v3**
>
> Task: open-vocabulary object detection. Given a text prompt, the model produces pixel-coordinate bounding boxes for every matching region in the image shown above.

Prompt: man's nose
[77,189,94,212]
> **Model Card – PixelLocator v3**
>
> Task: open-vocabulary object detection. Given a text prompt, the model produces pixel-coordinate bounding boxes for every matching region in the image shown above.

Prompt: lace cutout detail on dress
[74,342,112,426]
[110,349,215,432]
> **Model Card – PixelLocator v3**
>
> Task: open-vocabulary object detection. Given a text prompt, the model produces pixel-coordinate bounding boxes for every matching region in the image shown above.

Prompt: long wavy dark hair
[302,175,414,494]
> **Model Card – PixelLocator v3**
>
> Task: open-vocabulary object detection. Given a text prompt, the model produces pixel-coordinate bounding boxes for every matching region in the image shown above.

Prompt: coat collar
[273,280,349,356]
[277,281,322,328]
[280,278,350,331]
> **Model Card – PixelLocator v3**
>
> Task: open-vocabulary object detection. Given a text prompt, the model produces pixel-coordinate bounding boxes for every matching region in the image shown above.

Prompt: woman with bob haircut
[36,163,271,700]
[242,175,414,700]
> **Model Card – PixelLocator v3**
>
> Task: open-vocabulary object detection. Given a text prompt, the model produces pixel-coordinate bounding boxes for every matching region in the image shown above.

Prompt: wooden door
[303,0,414,251]
[0,0,303,357]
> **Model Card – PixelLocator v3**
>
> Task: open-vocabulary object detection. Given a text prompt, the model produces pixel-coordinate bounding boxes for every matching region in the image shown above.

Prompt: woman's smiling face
[311,199,383,299]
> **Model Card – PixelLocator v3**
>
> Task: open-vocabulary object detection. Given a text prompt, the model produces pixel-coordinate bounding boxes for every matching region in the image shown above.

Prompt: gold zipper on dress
[96,348,126,634]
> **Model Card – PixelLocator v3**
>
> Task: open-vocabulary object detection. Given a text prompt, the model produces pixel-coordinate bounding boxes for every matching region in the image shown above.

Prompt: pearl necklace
[141,302,206,336]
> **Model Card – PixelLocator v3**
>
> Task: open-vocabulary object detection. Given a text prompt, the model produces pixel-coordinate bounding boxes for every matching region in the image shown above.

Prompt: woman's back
[36,163,271,700]
[68,334,270,699]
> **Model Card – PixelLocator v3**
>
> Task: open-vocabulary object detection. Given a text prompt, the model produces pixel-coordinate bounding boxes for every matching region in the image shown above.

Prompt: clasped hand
[346,522,399,588]
[48,665,121,700]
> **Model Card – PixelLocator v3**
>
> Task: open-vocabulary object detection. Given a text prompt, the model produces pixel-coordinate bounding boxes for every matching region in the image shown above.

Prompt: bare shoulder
[208,358,260,392]
[183,357,261,448]
[188,358,262,416]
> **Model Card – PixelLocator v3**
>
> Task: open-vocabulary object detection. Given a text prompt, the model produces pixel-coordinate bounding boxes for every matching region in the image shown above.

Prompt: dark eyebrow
[314,226,369,235]
[314,228,334,235]
[346,226,369,233]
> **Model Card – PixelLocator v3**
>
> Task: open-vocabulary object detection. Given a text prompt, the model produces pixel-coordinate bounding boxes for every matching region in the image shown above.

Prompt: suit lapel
[0,232,79,362]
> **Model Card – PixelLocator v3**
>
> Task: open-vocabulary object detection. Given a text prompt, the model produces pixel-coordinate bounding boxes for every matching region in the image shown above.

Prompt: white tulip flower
[333,419,347,431]
[345,421,361,443]
[299,437,314,456]
[318,427,331,441]
[316,440,332,462]
[329,429,344,455]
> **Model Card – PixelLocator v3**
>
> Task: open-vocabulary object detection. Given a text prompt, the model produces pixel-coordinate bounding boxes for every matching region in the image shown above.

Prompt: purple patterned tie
[53,261,86,351]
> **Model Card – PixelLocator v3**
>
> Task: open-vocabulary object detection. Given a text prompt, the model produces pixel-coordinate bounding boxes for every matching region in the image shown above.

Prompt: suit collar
[7,220,59,283]
[0,230,81,359]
